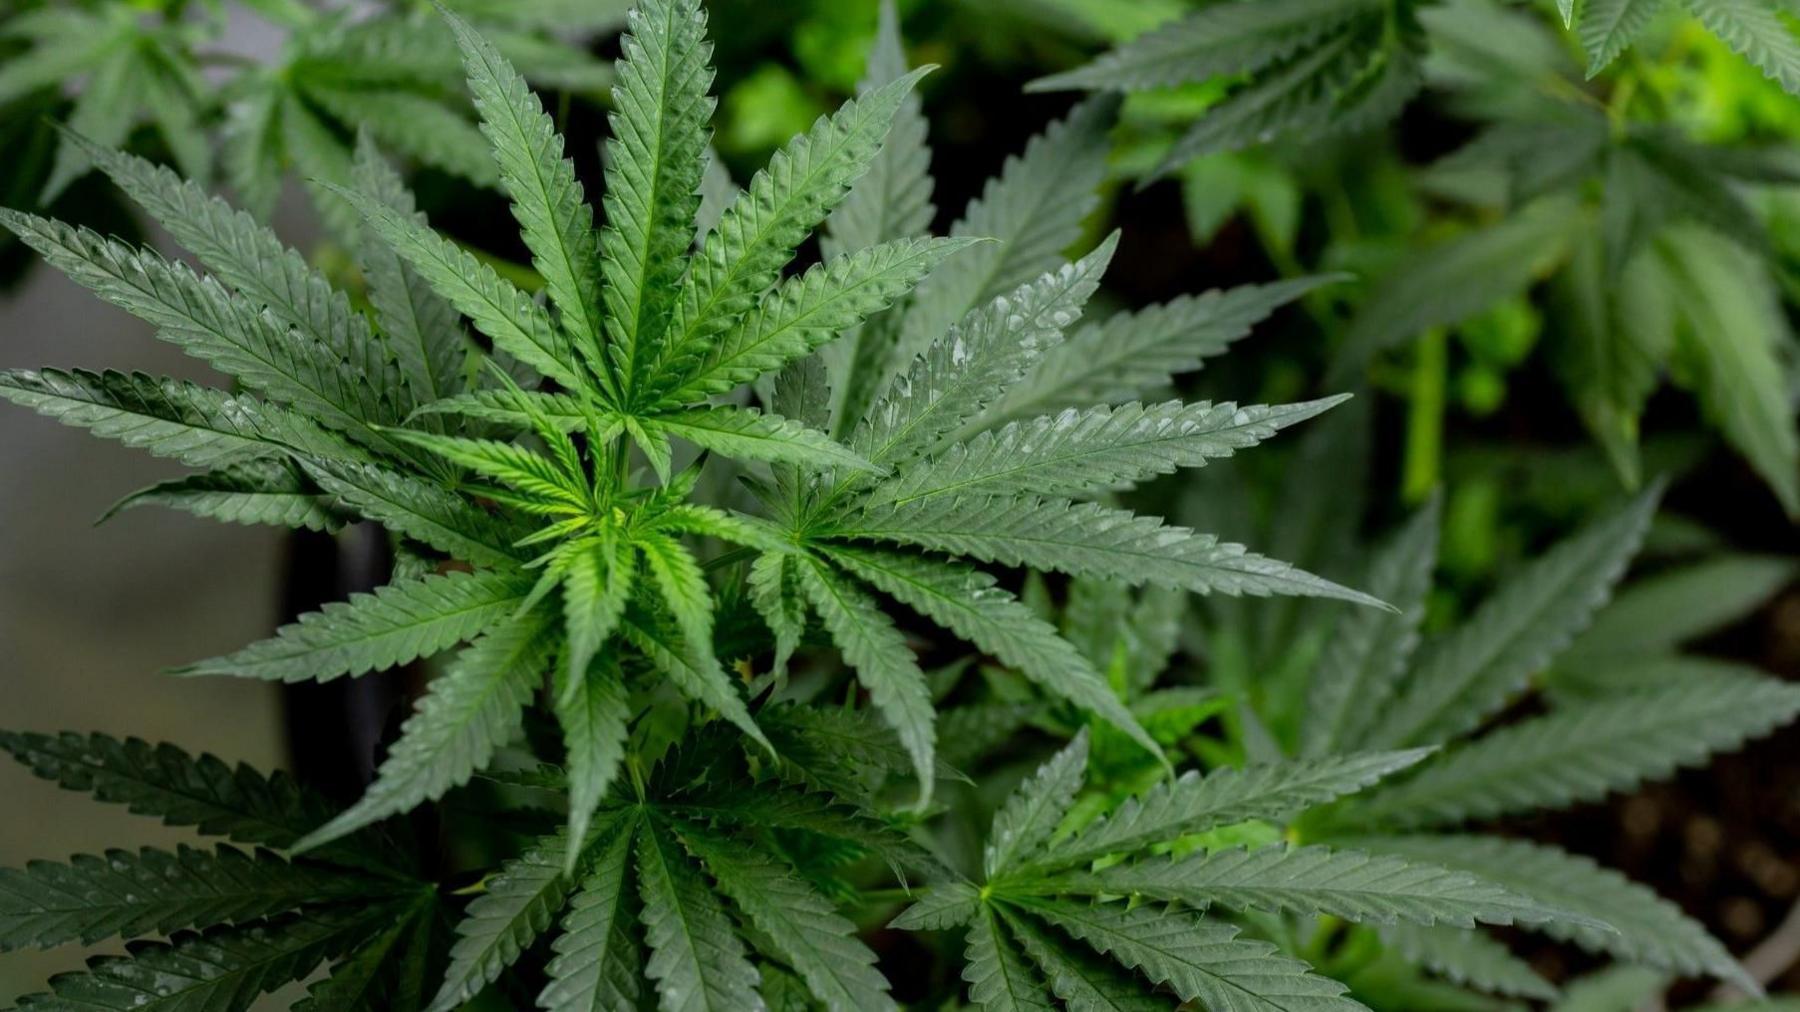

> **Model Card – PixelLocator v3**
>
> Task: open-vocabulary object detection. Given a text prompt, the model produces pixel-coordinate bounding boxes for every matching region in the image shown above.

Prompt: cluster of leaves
[1029,0,1800,514]
[0,0,621,243]
[0,0,1555,1007]
[1097,407,1800,1007]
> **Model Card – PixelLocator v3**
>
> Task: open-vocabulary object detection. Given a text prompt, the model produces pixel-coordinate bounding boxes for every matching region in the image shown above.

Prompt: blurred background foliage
[4,0,1800,1007]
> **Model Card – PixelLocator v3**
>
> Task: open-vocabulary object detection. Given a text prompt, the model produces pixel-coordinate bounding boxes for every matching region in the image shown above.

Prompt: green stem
[1401,327,1446,504]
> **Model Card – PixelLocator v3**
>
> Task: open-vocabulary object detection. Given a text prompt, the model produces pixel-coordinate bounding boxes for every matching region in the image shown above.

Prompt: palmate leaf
[677,825,896,1012]
[561,534,635,693]
[886,96,1115,377]
[1002,907,1166,1012]
[820,0,936,430]
[1014,897,1366,1012]
[175,569,530,683]
[1329,196,1580,385]
[855,235,1117,469]
[296,609,556,851]
[1345,673,1800,828]
[1345,835,1754,991]
[1580,0,1666,75]
[1302,497,1439,757]
[653,67,931,394]
[1379,923,1557,1001]
[600,0,715,401]
[103,460,346,533]
[1068,844,1561,928]
[0,369,359,470]
[1151,30,1372,175]
[1361,486,1659,750]
[332,183,588,393]
[748,552,807,677]
[985,731,1089,878]
[351,138,471,405]
[823,547,1160,760]
[668,783,936,878]
[874,396,1347,506]
[300,457,528,569]
[390,429,588,512]
[655,406,877,472]
[621,609,771,753]
[1681,0,1800,95]
[0,213,398,444]
[12,905,394,1012]
[1562,553,1796,664]
[636,824,763,1012]
[553,657,631,865]
[964,906,1055,1012]
[0,844,376,951]
[990,276,1340,425]
[834,495,1385,605]
[446,9,606,362]
[1653,226,1800,516]
[428,831,573,1012]
[302,83,498,188]
[797,556,937,806]
[541,817,643,1012]
[1026,750,1429,872]
[76,139,412,424]
[655,236,980,404]
[0,732,400,873]
[1030,0,1385,92]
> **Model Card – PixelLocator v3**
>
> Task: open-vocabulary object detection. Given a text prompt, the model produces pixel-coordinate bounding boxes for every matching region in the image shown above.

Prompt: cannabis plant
[0,0,619,242]
[0,0,1559,1006]
[1142,429,1800,1005]
[1028,0,1800,514]
[1033,0,1800,170]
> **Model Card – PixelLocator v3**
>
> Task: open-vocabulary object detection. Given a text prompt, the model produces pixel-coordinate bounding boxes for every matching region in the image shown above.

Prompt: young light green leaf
[301,457,528,568]
[561,535,636,692]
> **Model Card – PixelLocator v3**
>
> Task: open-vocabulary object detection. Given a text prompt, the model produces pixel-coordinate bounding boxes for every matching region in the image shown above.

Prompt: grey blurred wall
[0,8,310,1001]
